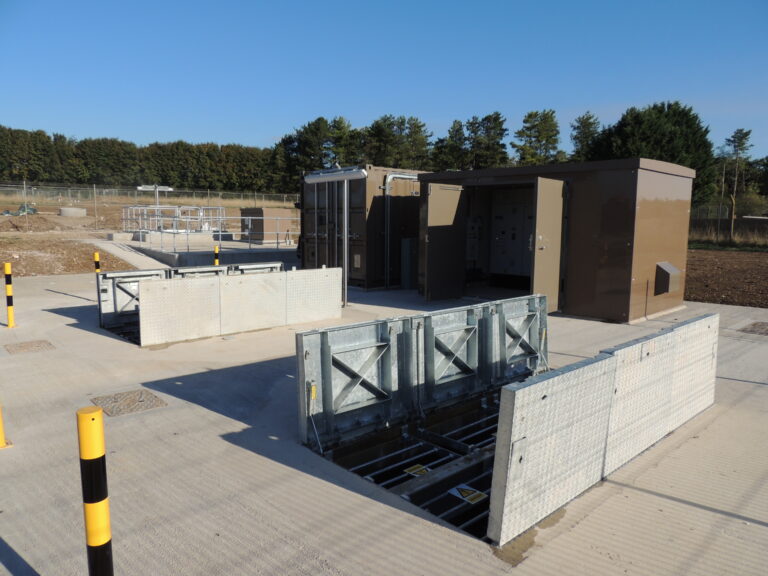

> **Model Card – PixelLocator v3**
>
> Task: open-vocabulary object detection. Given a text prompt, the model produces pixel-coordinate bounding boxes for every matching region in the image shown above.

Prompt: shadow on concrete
[43,305,128,343]
[141,356,443,525]
[0,537,41,576]
[347,288,470,313]
[44,288,96,303]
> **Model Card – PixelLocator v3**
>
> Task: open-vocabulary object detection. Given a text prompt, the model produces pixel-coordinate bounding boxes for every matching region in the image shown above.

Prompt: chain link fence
[0,182,298,206]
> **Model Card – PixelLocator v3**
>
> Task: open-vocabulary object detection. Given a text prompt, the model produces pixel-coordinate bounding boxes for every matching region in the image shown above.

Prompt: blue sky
[1,0,766,157]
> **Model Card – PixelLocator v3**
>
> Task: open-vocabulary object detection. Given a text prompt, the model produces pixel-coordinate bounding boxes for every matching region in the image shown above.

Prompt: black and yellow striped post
[76,406,114,576]
[4,262,15,329]
[214,244,220,266]
[93,252,101,274]
[0,403,9,449]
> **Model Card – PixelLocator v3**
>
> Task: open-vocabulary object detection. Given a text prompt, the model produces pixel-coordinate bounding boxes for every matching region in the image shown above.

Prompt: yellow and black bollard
[4,262,14,328]
[0,403,9,449]
[214,244,220,266]
[93,252,101,274]
[77,406,114,576]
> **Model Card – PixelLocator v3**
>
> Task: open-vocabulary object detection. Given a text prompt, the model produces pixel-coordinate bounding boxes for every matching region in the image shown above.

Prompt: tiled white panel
[488,355,617,545]
[139,277,221,347]
[286,268,342,324]
[220,274,287,334]
[669,314,718,429]
[602,330,677,476]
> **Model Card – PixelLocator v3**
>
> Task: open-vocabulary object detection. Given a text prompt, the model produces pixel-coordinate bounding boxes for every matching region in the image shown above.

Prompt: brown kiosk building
[418,158,695,322]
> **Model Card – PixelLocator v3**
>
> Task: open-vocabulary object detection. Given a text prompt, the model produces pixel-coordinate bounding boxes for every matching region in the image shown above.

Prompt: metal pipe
[383,173,418,289]
[343,179,349,307]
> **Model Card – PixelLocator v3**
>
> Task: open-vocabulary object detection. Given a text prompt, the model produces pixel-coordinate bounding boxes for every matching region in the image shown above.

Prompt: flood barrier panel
[296,294,548,452]
[488,314,719,546]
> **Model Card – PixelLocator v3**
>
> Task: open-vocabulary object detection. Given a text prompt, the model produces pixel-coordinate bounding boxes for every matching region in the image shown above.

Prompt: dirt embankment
[685,249,768,308]
[0,210,135,275]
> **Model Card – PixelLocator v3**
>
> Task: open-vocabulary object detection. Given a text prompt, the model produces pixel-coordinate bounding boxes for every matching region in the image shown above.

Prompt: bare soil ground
[1,209,766,309]
[685,249,768,308]
[0,209,135,275]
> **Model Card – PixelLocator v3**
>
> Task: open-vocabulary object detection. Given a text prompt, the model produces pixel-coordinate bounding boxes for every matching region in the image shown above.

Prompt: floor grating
[4,340,55,355]
[92,389,166,416]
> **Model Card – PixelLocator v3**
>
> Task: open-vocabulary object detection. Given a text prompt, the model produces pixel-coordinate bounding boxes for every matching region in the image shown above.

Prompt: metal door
[531,178,564,311]
[425,183,466,300]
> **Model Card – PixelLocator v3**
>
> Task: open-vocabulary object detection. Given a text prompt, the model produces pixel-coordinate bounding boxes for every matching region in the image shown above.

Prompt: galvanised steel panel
[220,274,287,335]
[602,330,677,476]
[487,354,617,545]
[297,317,413,452]
[496,295,548,380]
[296,295,547,450]
[422,306,481,407]
[139,277,221,347]
[97,269,167,328]
[669,314,718,430]
[286,268,342,324]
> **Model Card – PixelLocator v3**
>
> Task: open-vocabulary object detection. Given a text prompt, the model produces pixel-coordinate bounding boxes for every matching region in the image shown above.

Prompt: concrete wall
[139,268,341,347]
[487,314,718,546]
[487,354,617,544]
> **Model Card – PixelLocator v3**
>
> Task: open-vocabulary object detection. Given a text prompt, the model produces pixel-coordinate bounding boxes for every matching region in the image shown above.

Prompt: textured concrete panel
[668,314,718,430]
[488,355,617,545]
[139,277,221,346]
[286,268,342,324]
[602,330,677,476]
[220,274,287,334]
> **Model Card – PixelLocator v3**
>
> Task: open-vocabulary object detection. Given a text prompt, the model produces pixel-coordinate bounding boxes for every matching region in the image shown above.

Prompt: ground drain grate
[739,322,768,336]
[92,390,167,416]
[4,340,55,355]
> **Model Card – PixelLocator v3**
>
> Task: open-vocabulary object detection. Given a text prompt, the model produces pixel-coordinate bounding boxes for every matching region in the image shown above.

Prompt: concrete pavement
[0,273,766,575]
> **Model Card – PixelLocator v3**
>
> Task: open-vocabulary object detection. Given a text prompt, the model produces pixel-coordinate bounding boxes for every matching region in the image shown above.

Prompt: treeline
[1,101,766,207]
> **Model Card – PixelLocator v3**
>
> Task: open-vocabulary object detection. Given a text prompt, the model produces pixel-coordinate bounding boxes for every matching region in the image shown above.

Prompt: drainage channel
[330,394,500,540]
[104,313,141,344]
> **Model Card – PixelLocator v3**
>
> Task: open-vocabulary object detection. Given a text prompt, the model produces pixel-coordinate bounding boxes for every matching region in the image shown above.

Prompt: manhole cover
[740,322,768,336]
[4,340,55,355]
[92,390,167,416]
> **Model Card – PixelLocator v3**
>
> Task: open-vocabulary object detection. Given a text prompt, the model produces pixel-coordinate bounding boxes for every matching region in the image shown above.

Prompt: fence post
[4,263,15,328]
[76,406,113,576]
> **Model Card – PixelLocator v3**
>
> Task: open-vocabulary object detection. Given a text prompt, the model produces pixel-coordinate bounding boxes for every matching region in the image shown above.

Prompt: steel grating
[4,340,55,355]
[92,389,167,416]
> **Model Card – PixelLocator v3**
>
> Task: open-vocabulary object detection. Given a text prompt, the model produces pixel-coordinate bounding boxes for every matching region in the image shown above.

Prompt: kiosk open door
[531,177,564,311]
[423,183,466,301]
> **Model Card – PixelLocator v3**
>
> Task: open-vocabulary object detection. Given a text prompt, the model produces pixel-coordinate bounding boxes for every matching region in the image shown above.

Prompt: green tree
[465,112,508,169]
[328,117,361,166]
[569,111,600,162]
[431,120,468,171]
[510,109,561,166]
[587,101,716,205]
[401,117,432,170]
[364,115,407,167]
